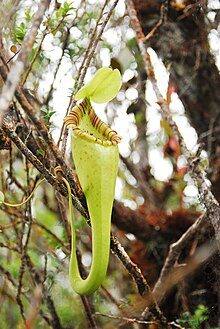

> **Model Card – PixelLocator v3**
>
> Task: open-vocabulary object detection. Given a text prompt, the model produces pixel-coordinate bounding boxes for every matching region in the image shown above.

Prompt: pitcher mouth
[64,98,121,146]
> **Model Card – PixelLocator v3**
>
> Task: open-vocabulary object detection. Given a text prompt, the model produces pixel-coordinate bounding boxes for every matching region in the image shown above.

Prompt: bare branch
[0,0,50,120]
[142,240,217,319]
[96,312,156,325]
[126,0,220,246]
[81,295,99,329]
[58,0,120,155]
[2,110,151,300]
[110,233,167,324]
[2,117,86,216]
[152,213,207,304]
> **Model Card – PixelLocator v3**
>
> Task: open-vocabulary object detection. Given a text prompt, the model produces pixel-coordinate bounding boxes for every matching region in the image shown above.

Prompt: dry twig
[126,0,220,321]
[126,0,220,247]
[0,0,50,120]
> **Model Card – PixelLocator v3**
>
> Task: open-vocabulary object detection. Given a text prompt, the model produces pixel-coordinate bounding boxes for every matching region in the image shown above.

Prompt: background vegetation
[0,0,220,328]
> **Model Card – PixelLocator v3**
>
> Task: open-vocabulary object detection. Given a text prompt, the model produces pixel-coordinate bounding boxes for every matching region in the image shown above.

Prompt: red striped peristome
[64,98,121,146]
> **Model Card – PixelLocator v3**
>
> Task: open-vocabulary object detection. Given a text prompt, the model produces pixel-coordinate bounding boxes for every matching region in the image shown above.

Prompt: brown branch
[21,33,46,87]
[33,220,65,248]
[152,213,207,304]
[120,155,156,207]
[76,0,110,92]
[126,1,220,322]
[15,89,84,203]
[55,192,71,246]
[58,0,120,154]
[0,263,17,287]
[43,289,64,329]
[0,259,53,327]
[110,233,166,325]
[25,254,64,329]
[16,245,26,322]
[0,0,50,119]
[81,295,98,329]
[44,28,70,105]
[126,0,220,246]
[2,117,86,216]
[0,242,19,252]
[100,285,130,316]
[135,0,169,43]
[0,40,155,302]
[2,113,151,298]
[96,312,156,325]
[16,161,33,323]
[143,240,217,319]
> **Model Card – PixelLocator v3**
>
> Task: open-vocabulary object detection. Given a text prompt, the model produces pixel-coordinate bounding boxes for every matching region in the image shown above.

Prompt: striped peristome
[64,98,121,146]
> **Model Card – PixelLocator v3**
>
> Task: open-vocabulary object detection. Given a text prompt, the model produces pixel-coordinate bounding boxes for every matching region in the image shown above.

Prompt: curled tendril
[0,178,46,207]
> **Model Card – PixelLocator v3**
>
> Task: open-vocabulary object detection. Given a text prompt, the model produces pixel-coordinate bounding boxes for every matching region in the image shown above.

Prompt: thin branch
[0,242,20,252]
[81,295,98,329]
[2,114,151,298]
[126,0,220,246]
[0,0,50,120]
[16,160,34,323]
[127,0,220,322]
[21,33,46,87]
[25,254,64,329]
[120,154,156,207]
[100,285,130,316]
[55,192,71,246]
[21,8,73,87]
[152,213,207,304]
[44,28,70,105]
[15,89,84,203]
[144,240,217,319]
[0,261,53,327]
[0,263,17,287]
[76,0,110,92]
[95,312,156,325]
[58,0,120,154]
[110,233,166,325]
[33,219,65,247]
[2,118,86,216]
[43,289,64,329]
[1,40,158,303]
[144,0,169,42]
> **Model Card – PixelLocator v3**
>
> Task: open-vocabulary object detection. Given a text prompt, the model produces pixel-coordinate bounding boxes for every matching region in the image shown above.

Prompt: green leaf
[15,22,28,43]
[75,67,122,103]
[48,111,56,118]
[37,149,45,157]
[0,191,5,203]
[62,2,75,14]
[56,9,62,19]
[25,8,32,22]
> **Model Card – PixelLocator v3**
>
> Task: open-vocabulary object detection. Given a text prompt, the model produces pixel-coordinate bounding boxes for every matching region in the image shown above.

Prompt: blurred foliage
[176,304,209,329]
